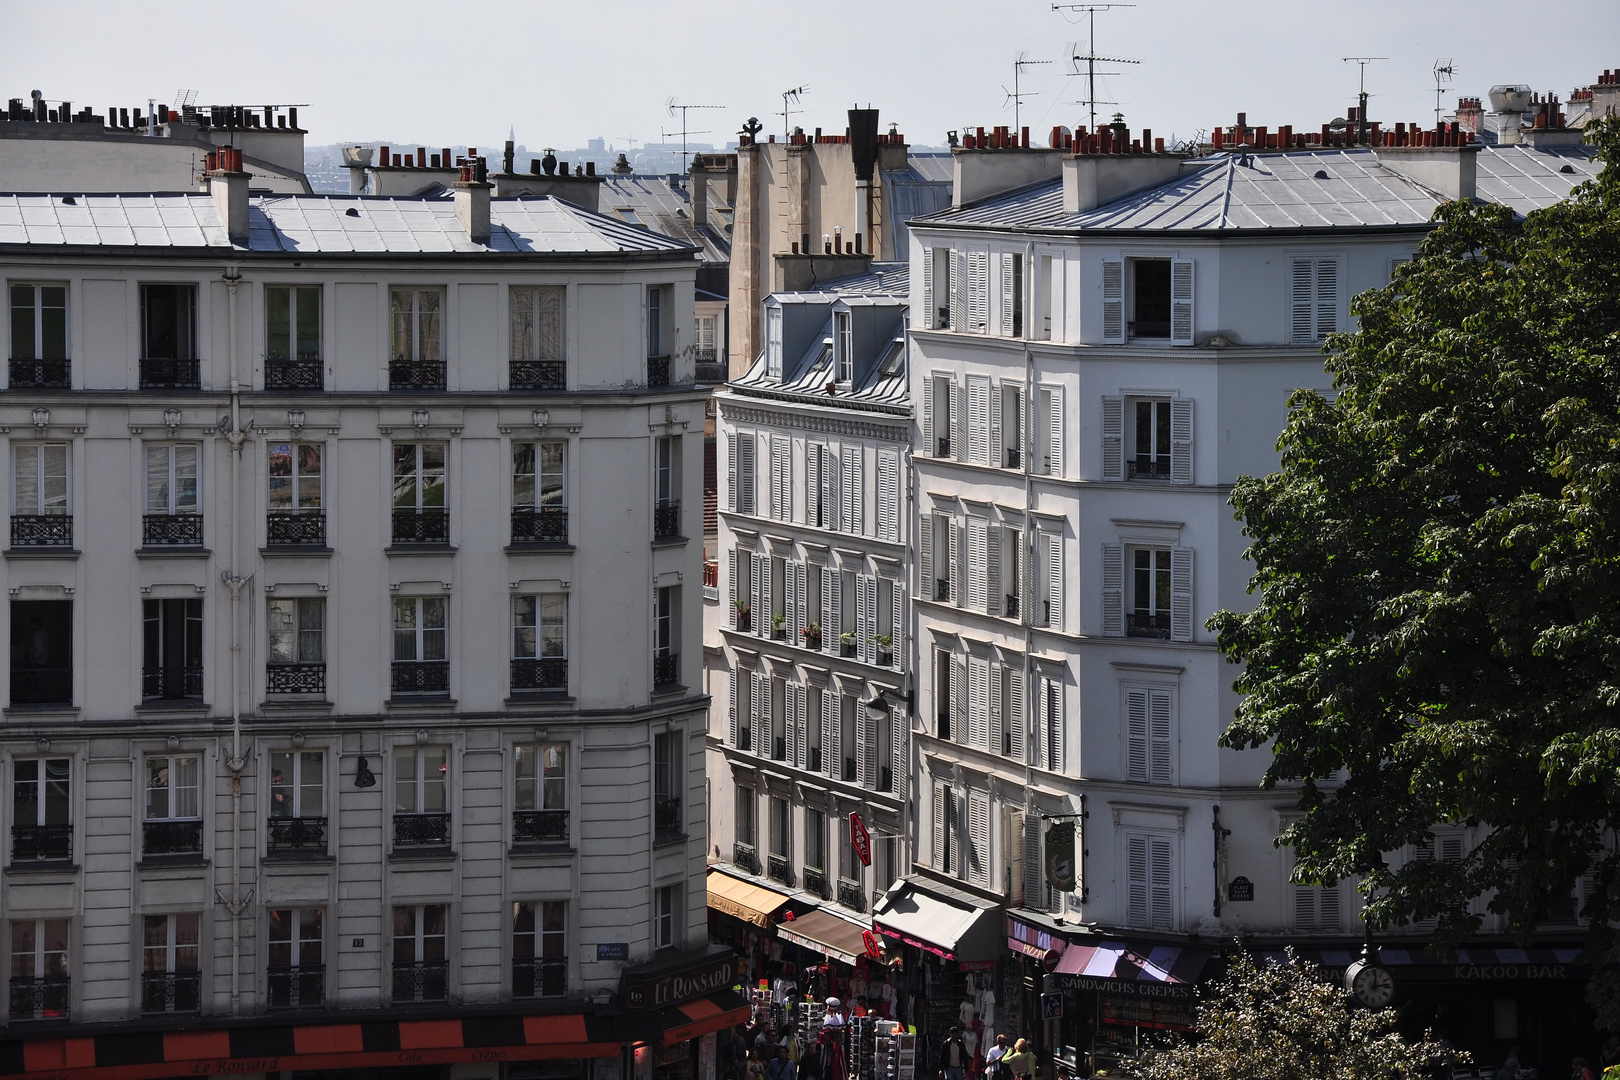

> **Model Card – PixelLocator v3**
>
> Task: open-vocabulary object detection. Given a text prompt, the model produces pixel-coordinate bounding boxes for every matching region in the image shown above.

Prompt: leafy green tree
[1211,117,1620,1020]
[1137,950,1462,1080]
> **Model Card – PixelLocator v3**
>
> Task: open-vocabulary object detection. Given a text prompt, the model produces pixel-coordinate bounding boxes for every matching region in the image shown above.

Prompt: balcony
[267,966,324,1009]
[8,358,69,389]
[1128,457,1172,480]
[808,747,821,773]
[266,816,327,856]
[393,812,451,850]
[771,737,786,762]
[266,662,326,696]
[803,867,829,900]
[11,668,71,706]
[8,976,69,1021]
[142,666,203,701]
[653,652,679,689]
[653,501,681,540]
[647,354,671,388]
[391,509,448,546]
[837,880,867,913]
[934,579,950,602]
[511,359,566,391]
[1005,594,1020,619]
[265,360,323,391]
[391,660,449,695]
[141,971,200,1015]
[143,514,203,547]
[936,437,951,458]
[732,843,760,875]
[1005,447,1022,469]
[654,796,682,840]
[735,726,752,753]
[12,823,72,863]
[511,506,567,544]
[767,855,794,888]
[511,657,567,693]
[266,510,326,547]
[142,819,202,858]
[512,957,567,998]
[389,360,447,391]
[10,514,72,549]
[1126,612,1172,640]
[139,358,200,390]
[513,809,569,845]
[391,960,447,1003]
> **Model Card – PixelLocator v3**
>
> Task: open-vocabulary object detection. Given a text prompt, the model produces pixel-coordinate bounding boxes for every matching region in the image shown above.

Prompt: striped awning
[1054,941,1210,984]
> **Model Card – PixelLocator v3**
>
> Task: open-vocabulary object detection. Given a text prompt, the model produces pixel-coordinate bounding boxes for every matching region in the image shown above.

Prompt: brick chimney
[206,146,250,246]
[453,158,492,243]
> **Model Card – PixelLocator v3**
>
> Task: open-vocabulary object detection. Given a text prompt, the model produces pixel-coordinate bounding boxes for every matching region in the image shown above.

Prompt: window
[389,288,444,388]
[12,758,70,862]
[697,314,720,366]
[1004,253,1024,337]
[12,444,70,547]
[392,597,448,694]
[144,444,201,546]
[839,446,863,536]
[834,310,853,383]
[510,285,564,389]
[840,696,857,783]
[1038,385,1062,475]
[731,432,756,515]
[935,650,953,741]
[393,747,450,849]
[767,436,789,522]
[876,449,900,543]
[1001,665,1025,760]
[805,443,831,528]
[1126,835,1173,930]
[512,594,566,691]
[141,913,200,1014]
[391,442,447,545]
[806,808,826,872]
[267,907,324,1008]
[267,598,324,695]
[1106,543,1192,641]
[142,599,202,700]
[1131,259,1172,339]
[1290,258,1339,344]
[806,686,824,771]
[1001,384,1023,469]
[646,286,671,388]
[654,730,682,839]
[1125,687,1173,784]
[140,284,198,388]
[875,709,893,793]
[9,918,69,1020]
[1130,548,1171,638]
[765,306,783,378]
[391,905,447,1002]
[512,440,566,543]
[513,900,566,997]
[655,435,682,539]
[735,785,756,849]
[654,885,680,950]
[965,376,991,465]
[933,785,957,875]
[927,375,953,457]
[9,283,68,372]
[769,678,787,761]
[770,796,789,860]
[145,756,200,825]
[1105,397,1192,484]
[653,586,679,688]
[930,247,952,329]
[265,286,321,389]
[1002,527,1022,621]
[268,751,326,856]
[266,442,324,545]
[966,252,989,333]
[515,744,568,843]
[923,513,952,603]
[1037,674,1063,773]
[1294,874,1342,932]
[10,600,71,705]
[1130,400,1172,479]
[1036,254,1054,340]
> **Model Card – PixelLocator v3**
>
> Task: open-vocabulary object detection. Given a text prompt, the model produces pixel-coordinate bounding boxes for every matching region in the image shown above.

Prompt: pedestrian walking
[1004,1039,1036,1080]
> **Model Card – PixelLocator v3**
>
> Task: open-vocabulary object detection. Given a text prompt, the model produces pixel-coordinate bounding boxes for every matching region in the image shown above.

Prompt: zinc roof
[1473,144,1600,216]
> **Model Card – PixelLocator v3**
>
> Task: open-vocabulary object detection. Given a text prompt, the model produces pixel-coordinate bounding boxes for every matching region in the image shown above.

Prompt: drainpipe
[1022,241,1037,794]
[220,265,251,1015]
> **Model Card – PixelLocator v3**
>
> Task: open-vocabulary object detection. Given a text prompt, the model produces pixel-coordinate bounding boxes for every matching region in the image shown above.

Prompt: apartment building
[0,152,733,1078]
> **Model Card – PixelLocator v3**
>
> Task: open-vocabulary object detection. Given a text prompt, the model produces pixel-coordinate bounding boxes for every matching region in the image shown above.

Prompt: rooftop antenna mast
[1433,58,1455,125]
[779,84,809,141]
[1053,3,1138,132]
[1342,57,1387,144]
[665,98,725,172]
[1004,53,1052,133]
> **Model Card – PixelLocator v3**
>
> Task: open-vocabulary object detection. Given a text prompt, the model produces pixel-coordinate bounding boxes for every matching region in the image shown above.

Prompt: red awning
[660,990,751,1044]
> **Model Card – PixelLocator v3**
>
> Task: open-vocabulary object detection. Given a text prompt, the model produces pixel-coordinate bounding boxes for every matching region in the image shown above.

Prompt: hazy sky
[2,0,1615,152]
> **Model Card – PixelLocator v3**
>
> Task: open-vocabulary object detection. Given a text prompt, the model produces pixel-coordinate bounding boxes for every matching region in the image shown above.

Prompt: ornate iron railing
[512,957,567,998]
[768,855,794,887]
[142,819,202,857]
[142,665,203,701]
[1005,594,1020,619]
[837,880,867,913]
[1005,447,1022,469]
[647,354,671,388]
[266,662,325,696]
[936,437,951,458]
[267,965,324,1009]
[265,360,323,390]
[393,813,451,849]
[10,668,71,705]
[512,809,569,844]
[511,506,567,544]
[391,660,449,695]
[694,347,718,365]
[8,358,70,389]
[391,508,448,545]
[511,359,566,391]
[8,976,69,1020]
[140,971,200,1014]
[266,510,326,547]
[935,579,950,602]
[653,653,679,688]
[511,658,567,692]
[388,360,447,391]
[139,358,200,390]
[391,961,448,1003]
[654,796,682,839]
[1128,457,1172,480]
[143,514,203,547]
[10,514,72,548]
[732,843,760,875]
[1126,612,1172,639]
[804,867,829,900]
[266,816,327,855]
[653,502,681,539]
[12,823,72,862]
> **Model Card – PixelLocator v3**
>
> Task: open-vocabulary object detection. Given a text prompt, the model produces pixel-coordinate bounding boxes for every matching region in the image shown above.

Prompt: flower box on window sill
[839,640,858,659]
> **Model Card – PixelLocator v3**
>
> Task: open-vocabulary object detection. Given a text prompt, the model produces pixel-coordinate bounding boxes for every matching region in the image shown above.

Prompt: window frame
[515,744,568,812]
[509,284,565,362]
[12,757,70,832]
[391,442,446,514]
[393,746,449,816]
[144,756,200,822]
[392,904,448,965]
[392,596,447,663]
[512,593,566,661]
[9,282,69,362]
[268,750,325,820]
[834,310,853,384]
[654,884,680,950]
[12,443,69,517]
[512,440,566,511]
[264,285,322,364]
[267,906,324,972]
[654,586,678,659]
[765,306,783,378]
[512,899,567,997]
[1124,832,1175,931]
[1126,398,1173,480]
[656,435,680,509]
[145,444,200,516]
[1128,546,1172,634]
[142,598,203,700]
[267,597,325,667]
[1128,258,1173,341]
[769,795,790,860]
[735,785,755,848]
[10,917,69,992]
[389,287,444,363]
[646,285,669,358]
[267,442,324,512]
[142,912,200,975]
[139,283,197,361]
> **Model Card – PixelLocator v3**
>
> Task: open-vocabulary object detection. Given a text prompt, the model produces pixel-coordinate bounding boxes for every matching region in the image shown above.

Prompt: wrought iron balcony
[141,970,200,1014]
[266,816,327,855]
[654,502,681,540]
[12,823,72,863]
[8,358,69,389]
[391,660,449,695]
[391,508,448,545]
[837,880,867,913]
[10,668,71,706]
[393,812,451,849]
[391,961,447,1003]
[389,360,447,391]
[694,347,718,365]
[1126,612,1172,639]
[771,737,786,762]
[936,437,951,458]
[804,867,829,900]
[511,506,567,544]
[653,652,680,689]
[768,855,795,887]
[1128,457,1172,480]
[8,976,69,1020]
[139,358,200,390]
[142,819,202,857]
[267,965,324,1009]
[732,843,760,875]
[654,796,682,839]
[511,359,566,391]
[266,510,326,547]
[265,360,323,391]
[143,513,203,547]
[807,748,821,773]
[735,726,752,753]
[266,662,326,696]
[142,665,203,701]
[647,354,671,388]
[10,514,72,548]
[512,957,568,998]
[935,579,950,602]
[1005,447,1022,469]
[1005,594,1020,619]
[513,809,569,845]
[511,657,567,692]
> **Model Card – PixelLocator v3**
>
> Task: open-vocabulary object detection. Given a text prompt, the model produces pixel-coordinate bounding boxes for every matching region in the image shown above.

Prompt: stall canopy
[873,877,1001,962]
[1055,941,1210,984]
[655,989,752,1045]
[707,868,789,927]
[776,909,869,965]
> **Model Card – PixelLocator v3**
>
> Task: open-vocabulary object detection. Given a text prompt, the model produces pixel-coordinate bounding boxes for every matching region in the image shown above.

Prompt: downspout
[1022,239,1037,800]
[221,266,251,1015]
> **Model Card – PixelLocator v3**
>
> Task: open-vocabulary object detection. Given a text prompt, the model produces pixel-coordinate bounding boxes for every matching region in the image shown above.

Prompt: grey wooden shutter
[1046,532,1062,631]
[1170,398,1193,484]
[728,548,739,619]
[1102,259,1125,344]
[729,670,740,747]
[1046,386,1062,476]
[949,250,963,331]
[1150,688,1173,783]
[1170,547,1193,642]
[727,431,738,511]
[1150,837,1173,928]
[986,524,1002,616]
[1290,258,1314,343]
[1102,395,1124,481]
[1169,259,1194,346]
[891,705,907,802]
[1126,688,1149,782]
[1102,543,1125,636]
[738,437,756,515]
[892,582,906,672]
[749,552,764,635]
[918,515,934,600]
[856,575,874,664]
[822,687,838,777]
[771,435,789,520]
[952,657,967,746]
[877,450,899,543]
[1127,836,1149,925]
[787,683,802,768]
[1002,256,1016,337]
[750,672,764,754]
[825,444,840,532]
[794,562,808,641]
[970,252,989,333]
[806,443,821,525]
[1023,813,1042,907]
[1315,258,1338,337]
[1024,531,1040,628]
[968,377,990,465]
[967,519,987,611]
[756,553,772,636]
[933,783,947,870]
[840,446,857,535]
[783,561,798,638]
[968,657,989,750]
[921,247,935,329]
[822,565,840,654]
[856,707,871,789]
[968,790,990,885]
[947,518,960,605]
[1047,677,1063,772]
[989,662,1004,756]
[1006,668,1025,761]
[1034,674,1048,766]
[990,379,1003,468]
[921,376,934,457]
[952,379,966,463]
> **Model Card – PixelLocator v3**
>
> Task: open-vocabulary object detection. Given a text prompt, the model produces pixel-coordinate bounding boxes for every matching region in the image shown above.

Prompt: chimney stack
[453,157,492,243]
[207,145,250,246]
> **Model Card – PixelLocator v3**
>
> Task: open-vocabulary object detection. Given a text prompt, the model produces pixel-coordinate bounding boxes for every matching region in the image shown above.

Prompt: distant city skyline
[3,0,1616,154]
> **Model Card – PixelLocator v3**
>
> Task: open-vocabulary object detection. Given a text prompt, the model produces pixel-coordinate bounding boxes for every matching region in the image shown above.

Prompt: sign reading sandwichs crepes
[621,951,738,1010]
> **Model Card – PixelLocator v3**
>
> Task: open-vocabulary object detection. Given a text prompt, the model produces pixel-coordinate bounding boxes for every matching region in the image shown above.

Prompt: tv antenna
[1053,4,1139,132]
[1342,57,1387,143]
[779,84,809,140]
[172,89,198,112]
[1433,58,1455,125]
[665,98,725,172]
[1003,53,1052,133]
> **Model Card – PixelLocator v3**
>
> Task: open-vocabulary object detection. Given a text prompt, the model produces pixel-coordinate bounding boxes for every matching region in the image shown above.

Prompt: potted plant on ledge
[771,613,787,640]
[733,600,751,632]
[801,621,822,650]
[839,631,858,658]
[871,633,894,666]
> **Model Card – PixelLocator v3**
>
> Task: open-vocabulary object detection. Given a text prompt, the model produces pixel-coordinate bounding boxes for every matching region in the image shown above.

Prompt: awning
[776,909,870,965]
[707,868,789,927]
[874,878,1001,962]
[1054,941,1211,985]
[657,989,752,1044]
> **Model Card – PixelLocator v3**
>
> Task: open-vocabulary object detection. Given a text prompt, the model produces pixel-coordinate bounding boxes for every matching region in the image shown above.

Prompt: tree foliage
[1211,117,1620,1020]
[1138,950,1462,1080]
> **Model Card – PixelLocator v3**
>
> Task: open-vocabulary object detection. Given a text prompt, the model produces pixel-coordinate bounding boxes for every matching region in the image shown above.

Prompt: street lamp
[861,687,911,722]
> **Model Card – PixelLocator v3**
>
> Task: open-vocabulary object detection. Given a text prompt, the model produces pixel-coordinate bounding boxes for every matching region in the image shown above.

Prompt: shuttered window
[967,790,991,885]
[1290,258,1340,344]
[769,435,790,521]
[1125,687,1174,784]
[876,450,900,542]
[1169,259,1194,346]
[1039,386,1062,476]
[732,434,756,515]
[1101,259,1124,344]
[1294,879,1342,931]
[840,445,863,536]
[1004,666,1025,762]
[968,657,991,751]
[1126,834,1174,930]
[967,252,989,333]
[967,377,992,465]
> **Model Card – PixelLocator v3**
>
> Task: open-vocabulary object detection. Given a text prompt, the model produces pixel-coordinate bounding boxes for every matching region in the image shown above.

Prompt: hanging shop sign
[621,950,738,1010]
[851,812,872,867]
[863,930,883,960]
[1044,821,1077,892]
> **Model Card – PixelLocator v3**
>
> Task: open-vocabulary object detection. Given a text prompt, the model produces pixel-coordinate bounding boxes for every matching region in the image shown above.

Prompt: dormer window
[834,311,852,384]
[765,307,783,378]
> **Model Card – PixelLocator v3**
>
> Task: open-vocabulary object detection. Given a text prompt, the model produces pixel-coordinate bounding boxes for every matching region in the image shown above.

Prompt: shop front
[706,867,793,988]
[622,945,751,1080]
[1041,939,1210,1077]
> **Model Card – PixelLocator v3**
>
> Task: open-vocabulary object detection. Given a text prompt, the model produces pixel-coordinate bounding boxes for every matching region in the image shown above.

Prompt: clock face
[1351,964,1396,1008]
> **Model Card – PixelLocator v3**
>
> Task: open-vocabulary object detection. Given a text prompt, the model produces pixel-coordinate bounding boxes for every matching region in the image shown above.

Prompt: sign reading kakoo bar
[621,950,738,1010]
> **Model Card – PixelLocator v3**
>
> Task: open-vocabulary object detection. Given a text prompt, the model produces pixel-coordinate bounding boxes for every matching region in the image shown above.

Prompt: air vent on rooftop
[1314,169,1330,179]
